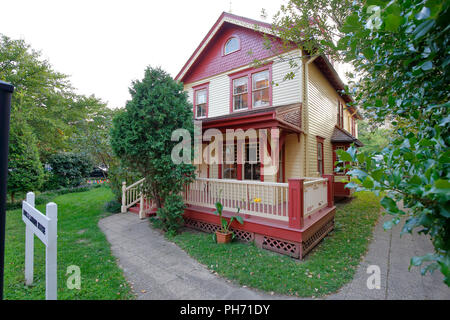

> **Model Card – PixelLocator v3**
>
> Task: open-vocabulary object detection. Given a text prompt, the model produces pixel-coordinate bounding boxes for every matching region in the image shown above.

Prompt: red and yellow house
[123,12,362,259]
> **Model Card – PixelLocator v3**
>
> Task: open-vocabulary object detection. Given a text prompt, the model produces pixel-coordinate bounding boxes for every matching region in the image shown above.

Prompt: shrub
[7,121,44,202]
[151,194,185,236]
[108,161,140,202]
[47,152,92,188]
[104,200,122,213]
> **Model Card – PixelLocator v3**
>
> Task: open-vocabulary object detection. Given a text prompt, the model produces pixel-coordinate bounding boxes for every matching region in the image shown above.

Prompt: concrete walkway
[99,212,449,300]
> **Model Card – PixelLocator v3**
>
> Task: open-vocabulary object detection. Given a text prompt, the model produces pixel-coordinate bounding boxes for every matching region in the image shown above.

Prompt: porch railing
[123,174,335,226]
[184,178,290,221]
[121,178,155,219]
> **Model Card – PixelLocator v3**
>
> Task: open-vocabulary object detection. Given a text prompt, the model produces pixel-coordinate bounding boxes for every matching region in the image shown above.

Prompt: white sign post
[22,192,57,300]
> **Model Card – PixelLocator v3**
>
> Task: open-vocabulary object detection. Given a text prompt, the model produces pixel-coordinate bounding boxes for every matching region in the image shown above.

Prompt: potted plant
[213,200,244,244]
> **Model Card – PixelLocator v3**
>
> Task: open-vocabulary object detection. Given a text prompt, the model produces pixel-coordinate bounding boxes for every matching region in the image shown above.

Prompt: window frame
[229,64,272,113]
[337,99,344,128]
[316,136,325,176]
[223,37,240,56]
[193,83,209,119]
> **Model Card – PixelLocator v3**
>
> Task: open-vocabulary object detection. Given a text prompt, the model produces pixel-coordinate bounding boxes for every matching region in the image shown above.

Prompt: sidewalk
[99,212,449,300]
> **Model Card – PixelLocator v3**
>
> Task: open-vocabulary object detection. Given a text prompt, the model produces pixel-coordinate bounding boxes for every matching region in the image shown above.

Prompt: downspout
[303,54,319,177]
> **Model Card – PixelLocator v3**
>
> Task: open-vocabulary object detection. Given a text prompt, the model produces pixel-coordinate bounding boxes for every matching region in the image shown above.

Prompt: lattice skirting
[302,218,335,256]
[184,216,334,259]
[260,235,301,258]
[184,218,254,242]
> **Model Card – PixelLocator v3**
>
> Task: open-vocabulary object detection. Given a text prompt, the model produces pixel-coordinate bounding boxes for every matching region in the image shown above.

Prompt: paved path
[99,212,449,300]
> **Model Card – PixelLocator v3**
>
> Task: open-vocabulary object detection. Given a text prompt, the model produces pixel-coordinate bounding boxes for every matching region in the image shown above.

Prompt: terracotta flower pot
[215,230,232,244]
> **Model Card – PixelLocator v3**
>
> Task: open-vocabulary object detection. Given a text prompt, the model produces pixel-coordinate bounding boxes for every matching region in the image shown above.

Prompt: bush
[104,200,121,213]
[151,194,185,236]
[108,161,140,202]
[7,121,44,202]
[47,152,92,189]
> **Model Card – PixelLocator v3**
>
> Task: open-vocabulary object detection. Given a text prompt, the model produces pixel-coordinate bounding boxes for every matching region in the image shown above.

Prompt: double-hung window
[232,77,248,111]
[230,65,272,112]
[193,84,208,119]
[317,141,324,176]
[252,70,270,107]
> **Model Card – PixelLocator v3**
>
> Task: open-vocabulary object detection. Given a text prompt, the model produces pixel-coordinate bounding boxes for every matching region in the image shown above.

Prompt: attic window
[224,37,239,55]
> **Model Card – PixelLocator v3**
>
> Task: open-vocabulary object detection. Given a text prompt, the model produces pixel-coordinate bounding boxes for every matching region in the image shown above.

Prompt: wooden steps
[128,201,157,217]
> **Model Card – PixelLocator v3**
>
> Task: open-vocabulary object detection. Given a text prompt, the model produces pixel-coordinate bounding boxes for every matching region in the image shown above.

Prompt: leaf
[335,149,353,162]
[420,60,433,71]
[380,196,399,213]
[412,19,435,40]
[384,14,403,31]
[415,7,430,20]
[234,216,244,225]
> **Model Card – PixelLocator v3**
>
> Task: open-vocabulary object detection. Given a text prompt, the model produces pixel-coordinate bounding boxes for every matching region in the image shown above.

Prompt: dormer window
[224,37,239,55]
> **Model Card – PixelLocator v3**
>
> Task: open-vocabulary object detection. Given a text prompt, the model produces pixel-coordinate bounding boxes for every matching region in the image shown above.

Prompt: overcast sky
[1,0,288,109]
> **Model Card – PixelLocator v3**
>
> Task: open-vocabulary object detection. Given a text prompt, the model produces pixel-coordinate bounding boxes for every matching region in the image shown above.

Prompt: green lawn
[172,191,382,297]
[4,186,134,300]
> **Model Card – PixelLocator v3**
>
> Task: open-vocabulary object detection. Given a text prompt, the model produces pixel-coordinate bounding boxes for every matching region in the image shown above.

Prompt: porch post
[288,178,304,229]
[323,174,334,207]
[121,181,127,213]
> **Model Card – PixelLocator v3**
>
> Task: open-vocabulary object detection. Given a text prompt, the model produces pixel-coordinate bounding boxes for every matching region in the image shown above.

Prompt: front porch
[122,175,336,259]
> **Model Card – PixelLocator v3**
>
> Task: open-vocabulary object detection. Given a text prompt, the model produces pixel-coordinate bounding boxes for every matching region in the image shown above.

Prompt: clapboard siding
[306,63,353,176]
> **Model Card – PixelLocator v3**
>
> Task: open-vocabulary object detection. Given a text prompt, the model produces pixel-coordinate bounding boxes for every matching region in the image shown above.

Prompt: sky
[1,0,287,109]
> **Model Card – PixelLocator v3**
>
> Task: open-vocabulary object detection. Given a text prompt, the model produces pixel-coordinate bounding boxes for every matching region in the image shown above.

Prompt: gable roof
[175,12,360,116]
[331,126,363,147]
[175,12,274,82]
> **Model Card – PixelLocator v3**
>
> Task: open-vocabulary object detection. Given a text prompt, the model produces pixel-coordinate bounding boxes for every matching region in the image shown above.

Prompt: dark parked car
[89,166,108,178]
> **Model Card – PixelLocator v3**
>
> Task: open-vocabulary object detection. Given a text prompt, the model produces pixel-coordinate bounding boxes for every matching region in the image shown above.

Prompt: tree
[357,120,391,154]
[70,99,117,170]
[0,34,111,161]
[270,0,450,284]
[7,121,44,202]
[111,66,195,231]
[47,152,92,189]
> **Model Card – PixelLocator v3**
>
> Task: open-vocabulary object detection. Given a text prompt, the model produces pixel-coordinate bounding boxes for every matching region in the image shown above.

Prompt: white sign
[22,192,58,300]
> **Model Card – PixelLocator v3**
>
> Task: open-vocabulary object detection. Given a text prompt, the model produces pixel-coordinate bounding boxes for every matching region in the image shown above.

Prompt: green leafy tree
[357,120,391,154]
[270,0,450,284]
[0,34,111,161]
[111,66,195,231]
[7,121,44,202]
[47,152,92,189]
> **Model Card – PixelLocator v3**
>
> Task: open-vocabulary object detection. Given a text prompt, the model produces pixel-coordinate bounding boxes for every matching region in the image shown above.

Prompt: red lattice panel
[184,218,254,242]
[262,236,300,258]
[302,218,335,256]
[232,229,254,242]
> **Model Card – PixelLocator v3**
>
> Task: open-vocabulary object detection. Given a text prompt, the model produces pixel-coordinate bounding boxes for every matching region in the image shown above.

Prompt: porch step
[129,201,157,217]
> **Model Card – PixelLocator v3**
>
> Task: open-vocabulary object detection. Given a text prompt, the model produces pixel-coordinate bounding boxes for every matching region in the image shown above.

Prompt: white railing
[303,178,328,218]
[121,178,155,219]
[184,178,289,221]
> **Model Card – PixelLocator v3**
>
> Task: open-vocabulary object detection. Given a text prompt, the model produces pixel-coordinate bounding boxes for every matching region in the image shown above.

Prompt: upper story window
[233,77,248,111]
[193,83,208,119]
[252,70,270,107]
[230,65,272,113]
[224,37,239,55]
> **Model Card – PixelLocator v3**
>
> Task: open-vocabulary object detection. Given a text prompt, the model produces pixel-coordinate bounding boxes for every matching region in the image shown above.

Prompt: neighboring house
[122,12,363,259]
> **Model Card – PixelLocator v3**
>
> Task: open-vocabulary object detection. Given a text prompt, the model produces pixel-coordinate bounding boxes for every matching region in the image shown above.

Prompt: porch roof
[199,103,302,133]
[331,126,364,147]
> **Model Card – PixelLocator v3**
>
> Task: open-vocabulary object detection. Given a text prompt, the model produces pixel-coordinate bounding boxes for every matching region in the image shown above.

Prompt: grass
[4,186,134,300]
[171,191,382,297]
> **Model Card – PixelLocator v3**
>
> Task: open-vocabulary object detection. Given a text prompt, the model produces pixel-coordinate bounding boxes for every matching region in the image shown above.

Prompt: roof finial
[229,0,232,13]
